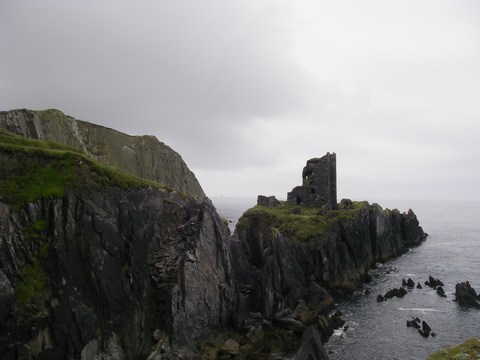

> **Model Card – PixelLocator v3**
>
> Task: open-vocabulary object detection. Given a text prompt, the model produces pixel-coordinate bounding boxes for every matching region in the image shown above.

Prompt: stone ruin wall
[287,153,337,209]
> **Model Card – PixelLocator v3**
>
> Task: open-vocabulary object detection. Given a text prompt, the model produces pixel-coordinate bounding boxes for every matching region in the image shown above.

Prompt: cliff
[0,126,428,359]
[0,131,232,359]
[226,200,426,354]
[0,109,206,199]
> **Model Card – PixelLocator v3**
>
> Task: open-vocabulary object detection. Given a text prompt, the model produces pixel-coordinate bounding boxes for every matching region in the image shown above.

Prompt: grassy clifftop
[0,130,169,209]
[0,109,206,199]
[237,200,370,242]
[428,338,480,359]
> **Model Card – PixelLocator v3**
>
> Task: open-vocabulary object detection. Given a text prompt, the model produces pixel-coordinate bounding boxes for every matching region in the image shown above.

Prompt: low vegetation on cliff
[0,129,173,209]
[238,200,369,242]
[428,338,480,359]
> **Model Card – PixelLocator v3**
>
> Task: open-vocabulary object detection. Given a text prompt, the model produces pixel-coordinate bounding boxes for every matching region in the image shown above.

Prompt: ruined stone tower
[287,153,337,209]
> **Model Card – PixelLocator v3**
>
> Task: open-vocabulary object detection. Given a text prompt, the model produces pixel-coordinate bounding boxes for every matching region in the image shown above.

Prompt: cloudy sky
[1,0,479,201]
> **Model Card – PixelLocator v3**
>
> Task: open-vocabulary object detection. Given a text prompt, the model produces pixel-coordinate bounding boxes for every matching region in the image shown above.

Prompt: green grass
[14,259,49,318]
[428,338,480,359]
[0,129,171,209]
[238,200,369,242]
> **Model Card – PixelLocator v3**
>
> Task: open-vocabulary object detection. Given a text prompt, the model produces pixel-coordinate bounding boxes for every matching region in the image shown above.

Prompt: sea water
[212,198,480,359]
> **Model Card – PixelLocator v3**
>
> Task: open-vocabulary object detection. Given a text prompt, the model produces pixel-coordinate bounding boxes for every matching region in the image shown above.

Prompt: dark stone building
[287,153,337,209]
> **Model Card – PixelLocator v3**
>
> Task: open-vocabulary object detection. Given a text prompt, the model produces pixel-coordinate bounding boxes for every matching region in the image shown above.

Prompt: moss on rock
[428,338,480,360]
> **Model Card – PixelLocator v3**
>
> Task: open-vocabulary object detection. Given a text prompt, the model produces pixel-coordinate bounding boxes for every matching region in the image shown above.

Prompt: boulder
[406,278,415,288]
[455,282,480,308]
[377,294,385,302]
[220,339,240,356]
[257,195,280,207]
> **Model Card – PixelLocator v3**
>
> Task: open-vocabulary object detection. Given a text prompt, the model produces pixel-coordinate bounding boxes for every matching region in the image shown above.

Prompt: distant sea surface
[211,197,480,360]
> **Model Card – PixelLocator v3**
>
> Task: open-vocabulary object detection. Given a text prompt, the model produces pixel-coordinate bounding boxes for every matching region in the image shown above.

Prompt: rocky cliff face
[0,121,428,359]
[0,135,232,359]
[230,200,427,338]
[0,109,205,199]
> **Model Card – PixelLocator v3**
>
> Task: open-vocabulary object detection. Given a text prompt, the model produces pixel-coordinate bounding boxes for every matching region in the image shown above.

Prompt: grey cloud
[1,0,479,199]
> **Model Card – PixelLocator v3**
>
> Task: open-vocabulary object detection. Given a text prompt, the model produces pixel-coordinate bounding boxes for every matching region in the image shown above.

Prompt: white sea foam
[398,307,442,313]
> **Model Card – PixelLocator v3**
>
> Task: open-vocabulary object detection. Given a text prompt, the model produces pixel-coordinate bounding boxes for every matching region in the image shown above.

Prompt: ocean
[212,197,480,359]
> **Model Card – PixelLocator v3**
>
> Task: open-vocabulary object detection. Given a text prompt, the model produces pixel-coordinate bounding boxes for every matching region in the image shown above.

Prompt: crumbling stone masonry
[287,153,337,209]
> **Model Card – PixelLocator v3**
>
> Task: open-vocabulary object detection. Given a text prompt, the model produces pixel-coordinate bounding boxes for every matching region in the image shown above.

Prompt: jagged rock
[417,282,422,289]
[402,278,407,287]
[455,281,480,308]
[0,186,233,358]
[406,278,415,288]
[426,276,444,288]
[406,317,421,329]
[257,195,280,207]
[419,321,432,337]
[436,286,447,298]
[410,318,432,338]
[296,325,329,360]
[377,294,385,302]
[384,287,408,299]
[220,339,240,356]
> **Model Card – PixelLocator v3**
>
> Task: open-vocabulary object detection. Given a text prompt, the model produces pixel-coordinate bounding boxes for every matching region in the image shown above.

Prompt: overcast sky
[1,0,479,202]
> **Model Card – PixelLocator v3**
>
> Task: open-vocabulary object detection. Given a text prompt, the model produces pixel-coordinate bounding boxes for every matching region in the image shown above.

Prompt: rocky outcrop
[234,202,426,296]
[0,109,205,199]
[455,282,480,308]
[0,127,429,359]
[228,200,426,354]
[0,191,233,359]
[0,143,232,359]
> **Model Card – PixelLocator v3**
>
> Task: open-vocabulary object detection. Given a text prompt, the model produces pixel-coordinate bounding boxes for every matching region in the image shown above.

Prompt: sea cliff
[0,130,232,359]
[0,109,205,199]
[0,114,427,359]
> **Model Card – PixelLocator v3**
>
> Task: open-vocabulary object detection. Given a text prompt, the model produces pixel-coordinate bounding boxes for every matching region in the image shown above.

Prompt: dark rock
[406,278,415,288]
[455,281,480,308]
[287,153,337,210]
[436,286,447,298]
[377,294,385,302]
[271,317,306,333]
[257,195,280,207]
[0,187,233,359]
[384,287,407,299]
[417,282,422,289]
[422,321,431,335]
[365,288,371,296]
[402,278,407,287]
[296,325,330,360]
[340,198,353,209]
[407,318,421,329]
[427,276,444,288]
[418,329,430,338]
